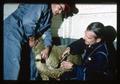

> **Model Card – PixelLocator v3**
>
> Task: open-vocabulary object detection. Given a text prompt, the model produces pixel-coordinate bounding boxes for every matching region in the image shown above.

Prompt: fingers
[34,40,39,47]
[60,61,68,68]
[60,47,70,61]
[40,53,48,59]
[40,47,50,60]
[62,47,70,56]
[29,38,34,47]
[61,51,68,58]
[29,37,39,48]
[60,61,73,69]
[60,61,65,68]
[40,51,48,60]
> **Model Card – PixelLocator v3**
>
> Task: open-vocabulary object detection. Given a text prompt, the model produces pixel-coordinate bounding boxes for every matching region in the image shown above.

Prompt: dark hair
[87,22,105,40]
[104,26,117,42]
[63,3,78,18]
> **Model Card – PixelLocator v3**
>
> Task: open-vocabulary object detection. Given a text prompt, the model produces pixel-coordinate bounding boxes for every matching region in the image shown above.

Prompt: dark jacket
[68,38,114,80]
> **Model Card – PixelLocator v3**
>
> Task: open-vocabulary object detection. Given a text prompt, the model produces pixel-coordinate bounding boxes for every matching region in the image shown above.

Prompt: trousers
[3,15,38,80]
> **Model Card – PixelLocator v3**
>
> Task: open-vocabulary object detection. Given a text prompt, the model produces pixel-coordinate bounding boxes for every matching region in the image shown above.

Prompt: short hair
[86,22,105,39]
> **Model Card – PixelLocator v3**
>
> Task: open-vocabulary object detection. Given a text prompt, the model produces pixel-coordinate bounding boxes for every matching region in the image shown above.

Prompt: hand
[29,36,39,48]
[60,47,70,60]
[60,61,73,69]
[40,47,51,60]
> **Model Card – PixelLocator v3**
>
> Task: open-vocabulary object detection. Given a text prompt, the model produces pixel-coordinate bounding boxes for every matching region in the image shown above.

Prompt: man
[4,3,70,80]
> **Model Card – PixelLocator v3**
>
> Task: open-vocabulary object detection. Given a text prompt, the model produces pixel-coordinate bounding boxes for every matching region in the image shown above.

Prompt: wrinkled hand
[60,61,73,69]
[29,36,39,48]
[60,47,70,61]
[40,47,51,60]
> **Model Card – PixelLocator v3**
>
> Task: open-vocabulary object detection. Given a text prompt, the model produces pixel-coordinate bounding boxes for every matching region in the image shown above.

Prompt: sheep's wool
[32,39,82,80]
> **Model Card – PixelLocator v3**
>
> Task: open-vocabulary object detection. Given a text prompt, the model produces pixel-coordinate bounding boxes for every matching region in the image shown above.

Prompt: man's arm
[40,29,52,60]
[37,5,52,60]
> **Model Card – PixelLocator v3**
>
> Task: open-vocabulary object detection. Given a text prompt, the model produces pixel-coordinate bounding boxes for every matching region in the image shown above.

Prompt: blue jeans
[3,15,38,80]
[30,49,38,80]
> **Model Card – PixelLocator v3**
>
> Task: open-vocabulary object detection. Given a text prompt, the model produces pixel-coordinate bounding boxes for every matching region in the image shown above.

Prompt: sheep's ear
[96,38,101,43]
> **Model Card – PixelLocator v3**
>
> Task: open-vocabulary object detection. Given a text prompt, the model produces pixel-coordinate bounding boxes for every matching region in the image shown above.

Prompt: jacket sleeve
[67,38,85,55]
[42,28,52,47]
[36,5,53,47]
